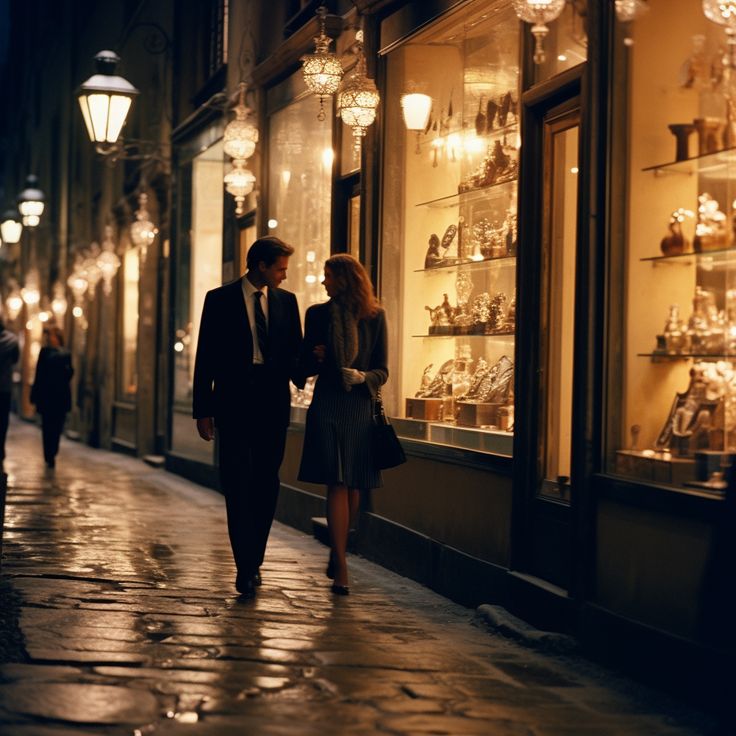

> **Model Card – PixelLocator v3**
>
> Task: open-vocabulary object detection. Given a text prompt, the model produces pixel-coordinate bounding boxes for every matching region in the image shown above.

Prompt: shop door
[515,98,581,591]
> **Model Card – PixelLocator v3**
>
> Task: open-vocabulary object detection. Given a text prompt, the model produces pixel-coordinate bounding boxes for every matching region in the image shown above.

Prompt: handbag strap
[373,388,388,423]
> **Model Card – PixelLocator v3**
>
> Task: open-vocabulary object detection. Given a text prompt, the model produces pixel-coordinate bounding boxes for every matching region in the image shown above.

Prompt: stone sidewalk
[0,420,722,735]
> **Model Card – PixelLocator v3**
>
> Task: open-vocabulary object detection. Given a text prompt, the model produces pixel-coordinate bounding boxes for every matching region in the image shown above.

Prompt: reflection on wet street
[0,420,716,734]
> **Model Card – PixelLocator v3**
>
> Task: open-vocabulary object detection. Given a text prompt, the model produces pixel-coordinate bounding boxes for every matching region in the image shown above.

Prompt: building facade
[0,0,729,699]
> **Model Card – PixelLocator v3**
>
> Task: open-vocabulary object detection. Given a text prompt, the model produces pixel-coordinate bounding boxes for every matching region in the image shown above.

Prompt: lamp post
[76,50,139,150]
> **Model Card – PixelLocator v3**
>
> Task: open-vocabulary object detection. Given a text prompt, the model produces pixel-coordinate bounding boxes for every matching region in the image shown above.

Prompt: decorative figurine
[660,207,694,256]
[475,97,486,136]
[693,193,729,252]
[424,233,443,268]
[662,304,689,354]
[488,293,507,333]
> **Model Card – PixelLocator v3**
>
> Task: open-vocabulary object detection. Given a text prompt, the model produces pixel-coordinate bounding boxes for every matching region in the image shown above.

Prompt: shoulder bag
[372,390,407,470]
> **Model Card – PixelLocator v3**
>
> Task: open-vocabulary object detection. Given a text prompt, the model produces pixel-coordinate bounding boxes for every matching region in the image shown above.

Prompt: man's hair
[246,236,294,271]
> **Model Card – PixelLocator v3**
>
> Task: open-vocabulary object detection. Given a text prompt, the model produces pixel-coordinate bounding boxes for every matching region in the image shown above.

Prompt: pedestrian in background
[30,326,73,469]
[193,236,303,599]
[297,254,388,595]
[0,314,20,474]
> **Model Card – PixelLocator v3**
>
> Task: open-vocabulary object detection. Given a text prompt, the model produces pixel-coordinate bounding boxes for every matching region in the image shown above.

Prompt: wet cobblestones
[0,420,721,735]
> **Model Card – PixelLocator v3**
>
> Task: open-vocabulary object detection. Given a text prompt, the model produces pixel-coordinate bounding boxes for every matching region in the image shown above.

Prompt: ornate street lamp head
[0,209,22,244]
[76,50,139,145]
[301,5,344,121]
[17,175,45,228]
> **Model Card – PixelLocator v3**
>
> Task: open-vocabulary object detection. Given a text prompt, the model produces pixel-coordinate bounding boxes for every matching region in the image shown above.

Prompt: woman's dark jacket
[30,347,74,415]
[297,302,388,396]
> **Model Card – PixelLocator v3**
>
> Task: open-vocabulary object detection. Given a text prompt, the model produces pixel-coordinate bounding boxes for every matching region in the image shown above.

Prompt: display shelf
[641,246,736,264]
[643,145,736,177]
[392,417,514,455]
[638,352,736,361]
[415,255,516,273]
[416,178,517,209]
[414,120,519,153]
[414,331,515,338]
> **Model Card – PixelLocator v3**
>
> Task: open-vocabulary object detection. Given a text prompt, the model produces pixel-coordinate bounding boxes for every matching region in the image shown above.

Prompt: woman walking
[298,254,388,595]
[30,326,73,469]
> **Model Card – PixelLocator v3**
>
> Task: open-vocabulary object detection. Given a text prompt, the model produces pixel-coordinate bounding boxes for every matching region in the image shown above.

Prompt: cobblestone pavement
[0,420,722,735]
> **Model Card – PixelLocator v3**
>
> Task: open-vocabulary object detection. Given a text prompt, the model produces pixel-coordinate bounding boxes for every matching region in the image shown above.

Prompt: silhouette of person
[0,314,20,473]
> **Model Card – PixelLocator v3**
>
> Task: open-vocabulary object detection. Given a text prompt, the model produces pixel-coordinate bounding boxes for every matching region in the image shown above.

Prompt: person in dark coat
[192,236,303,599]
[297,254,388,595]
[30,326,73,469]
[0,316,20,472]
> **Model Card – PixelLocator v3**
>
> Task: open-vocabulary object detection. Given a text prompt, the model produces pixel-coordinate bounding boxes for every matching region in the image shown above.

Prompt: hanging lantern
[511,0,567,64]
[338,31,380,157]
[5,285,23,320]
[67,263,89,306]
[130,192,158,264]
[82,243,103,294]
[21,269,41,307]
[224,160,256,216]
[301,5,344,121]
[223,82,259,160]
[17,175,45,228]
[97,225,121,296]
[703,0,736,31]
[51,281,68,320]
[614,0,649,22]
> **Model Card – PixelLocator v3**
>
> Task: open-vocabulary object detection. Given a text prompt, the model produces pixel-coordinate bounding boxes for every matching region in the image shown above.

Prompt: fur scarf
[329,299,359,371]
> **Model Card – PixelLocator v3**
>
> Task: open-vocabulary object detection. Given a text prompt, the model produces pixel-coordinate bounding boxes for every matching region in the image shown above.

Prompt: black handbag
[372,391,407,470]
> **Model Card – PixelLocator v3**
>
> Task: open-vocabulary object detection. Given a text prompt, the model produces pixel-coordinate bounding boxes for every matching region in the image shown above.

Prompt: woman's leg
[326,484,350,587]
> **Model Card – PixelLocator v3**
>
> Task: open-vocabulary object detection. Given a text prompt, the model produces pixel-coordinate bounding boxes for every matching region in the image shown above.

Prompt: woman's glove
[341,367,365,387]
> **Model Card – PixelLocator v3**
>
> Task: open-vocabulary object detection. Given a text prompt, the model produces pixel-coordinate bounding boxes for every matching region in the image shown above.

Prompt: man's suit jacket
[192,279,303,427]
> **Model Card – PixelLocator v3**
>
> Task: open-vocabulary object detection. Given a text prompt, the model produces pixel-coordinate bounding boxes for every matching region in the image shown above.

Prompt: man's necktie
[254,291,268,360]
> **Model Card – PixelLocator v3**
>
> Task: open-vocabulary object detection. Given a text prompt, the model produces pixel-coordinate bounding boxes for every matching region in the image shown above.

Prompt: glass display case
[609,0,736,493]
[381,0,520,456]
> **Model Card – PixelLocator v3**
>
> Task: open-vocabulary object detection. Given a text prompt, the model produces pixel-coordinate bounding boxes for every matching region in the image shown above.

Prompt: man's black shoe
[253,570,262,586]
[235,573,257,597]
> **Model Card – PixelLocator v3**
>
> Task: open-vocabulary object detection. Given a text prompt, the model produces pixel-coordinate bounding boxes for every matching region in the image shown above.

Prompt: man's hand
[196,417,215,441]
[341,368,365,386]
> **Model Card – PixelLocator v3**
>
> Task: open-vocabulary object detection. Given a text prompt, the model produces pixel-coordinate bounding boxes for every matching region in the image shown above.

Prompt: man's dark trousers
[216,368,288,577]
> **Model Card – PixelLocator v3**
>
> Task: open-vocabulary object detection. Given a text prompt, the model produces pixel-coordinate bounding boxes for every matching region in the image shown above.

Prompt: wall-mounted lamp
[76,50,139,148]
[401,93,432,153]
[17,176,45,228]
[0,210,22,244]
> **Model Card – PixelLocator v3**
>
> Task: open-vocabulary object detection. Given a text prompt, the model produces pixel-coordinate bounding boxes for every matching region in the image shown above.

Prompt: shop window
[266,82,332,415]
[170,139,224,462]
[119,246,139,399]
[608,0,735,494]
[381,0,520,456]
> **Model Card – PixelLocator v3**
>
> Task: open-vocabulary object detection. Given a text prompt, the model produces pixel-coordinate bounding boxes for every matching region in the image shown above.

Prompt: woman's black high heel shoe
[331,583,350,596]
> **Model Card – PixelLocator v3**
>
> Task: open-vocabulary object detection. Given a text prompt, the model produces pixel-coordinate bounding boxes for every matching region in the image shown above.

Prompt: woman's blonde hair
[325,253,379,320]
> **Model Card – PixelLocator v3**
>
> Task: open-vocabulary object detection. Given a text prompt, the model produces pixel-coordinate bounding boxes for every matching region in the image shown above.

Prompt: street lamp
[76,50,139,147]
[0,209,22,244]
[17,175,45,228]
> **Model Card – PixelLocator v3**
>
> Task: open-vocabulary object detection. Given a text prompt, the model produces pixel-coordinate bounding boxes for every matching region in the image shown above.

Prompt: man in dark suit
[193,236,303,598]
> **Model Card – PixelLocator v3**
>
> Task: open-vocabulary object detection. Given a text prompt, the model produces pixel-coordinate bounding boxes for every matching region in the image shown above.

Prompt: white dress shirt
[241,276,269,365]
